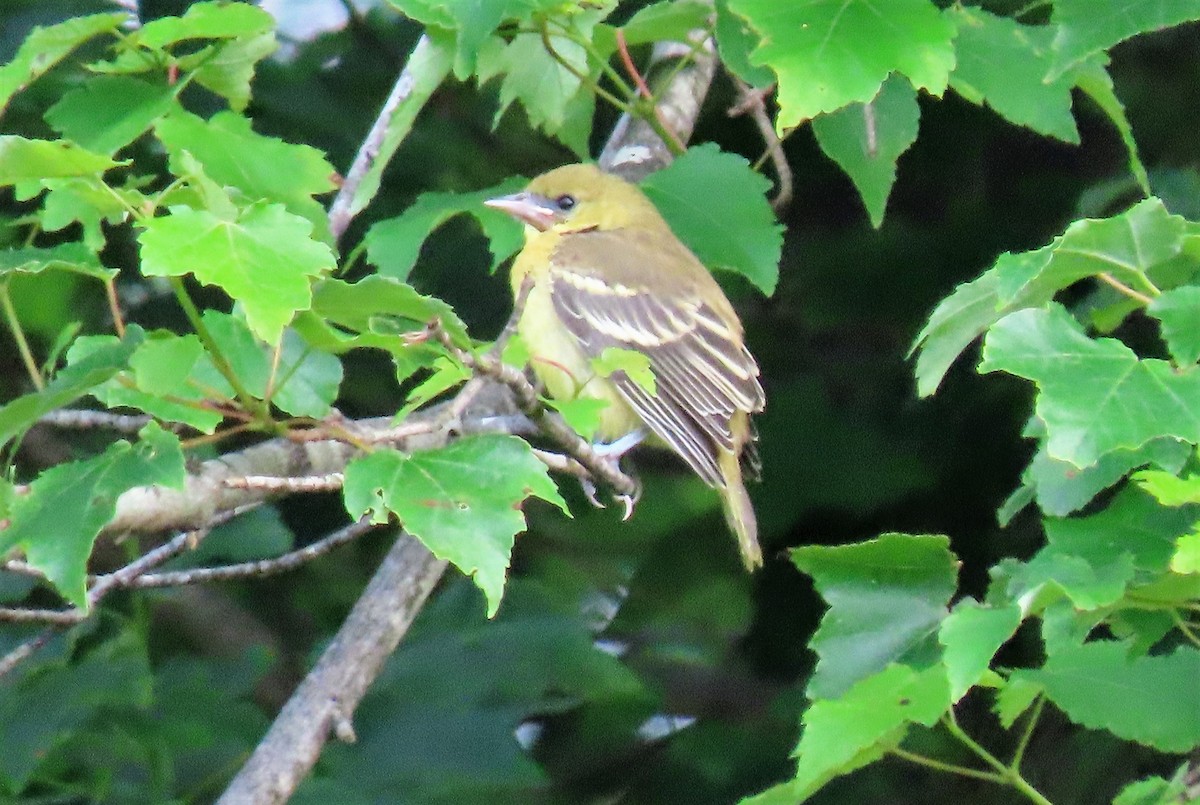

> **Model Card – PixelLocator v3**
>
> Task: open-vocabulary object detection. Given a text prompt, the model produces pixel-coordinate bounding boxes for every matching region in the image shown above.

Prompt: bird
[485,164,766,570]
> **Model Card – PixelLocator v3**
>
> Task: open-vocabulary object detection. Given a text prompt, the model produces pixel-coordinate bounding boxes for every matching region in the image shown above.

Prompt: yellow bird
[486,164,766,570]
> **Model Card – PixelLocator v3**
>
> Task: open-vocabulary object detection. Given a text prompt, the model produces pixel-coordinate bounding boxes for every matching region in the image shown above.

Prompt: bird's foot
[581,429,645,520]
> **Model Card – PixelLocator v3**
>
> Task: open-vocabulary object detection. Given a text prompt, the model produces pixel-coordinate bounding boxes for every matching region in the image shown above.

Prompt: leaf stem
[889,747,1008,784]
[538,22,629,112]
[103,277,126,337]
[167,277,274,427]
[942,712,1054,805]
[1097,272,1154,305]
[1009,694,1045,771]
[0,282,45,391]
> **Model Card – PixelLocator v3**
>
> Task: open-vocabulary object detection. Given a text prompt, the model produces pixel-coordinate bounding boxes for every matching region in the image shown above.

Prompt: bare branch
[215,534,447,805]
[129,518,377,588]
[728,76,792,212]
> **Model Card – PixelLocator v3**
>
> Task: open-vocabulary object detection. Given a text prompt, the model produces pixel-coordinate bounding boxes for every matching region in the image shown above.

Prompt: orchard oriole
[486,164,766,569]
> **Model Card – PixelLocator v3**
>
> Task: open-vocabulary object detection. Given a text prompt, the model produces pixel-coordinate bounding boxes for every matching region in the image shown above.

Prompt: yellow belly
[517,278,642,442]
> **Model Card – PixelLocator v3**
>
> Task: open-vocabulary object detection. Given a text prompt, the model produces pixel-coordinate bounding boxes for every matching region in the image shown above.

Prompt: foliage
[0,0,1197,802]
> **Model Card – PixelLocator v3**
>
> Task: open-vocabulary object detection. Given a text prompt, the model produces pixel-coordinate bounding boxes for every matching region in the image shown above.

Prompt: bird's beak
[484,191,559,232]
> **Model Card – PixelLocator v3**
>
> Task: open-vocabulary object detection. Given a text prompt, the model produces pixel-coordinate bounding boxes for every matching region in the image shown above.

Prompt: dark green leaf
[0,423,185,607]
[811,74,919,228]
[0,243,115,281]
[364,178,525,281]
[1048,0,1200,80]
[45,75,179,155]
[1149,286,1200,365]
[641,144,781,295]
[0,635,152,791]
[980,305,1200,468]
[948,6,1080,144]
[311,276,470,348]
[0,12,127,117]
[0,329,141,450]
[1018,642,1200,752]
[791,533,958,699]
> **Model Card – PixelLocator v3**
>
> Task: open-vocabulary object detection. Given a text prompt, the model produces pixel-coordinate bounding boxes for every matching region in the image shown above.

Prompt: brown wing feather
[547,229,764,489]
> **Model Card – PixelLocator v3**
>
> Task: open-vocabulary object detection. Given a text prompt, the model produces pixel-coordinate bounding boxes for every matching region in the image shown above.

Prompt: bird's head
[485,164,662,234]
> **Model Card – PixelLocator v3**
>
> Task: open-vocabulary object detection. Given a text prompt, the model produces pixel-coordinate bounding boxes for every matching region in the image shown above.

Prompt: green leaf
[791,533,958,700]
[139,202,335,343]
[912,197,1198,396]
[592,347,655,395]
[1018,642,1200,753]
[0,243,115,281]
[155,110,336,237]
[947,6,1080,144]
[0,329,141,450]
[0,137,120,185]
[45,75,179,155]
[544,397,609,441]
[0,12,127,118]
[0,423,184,607]
[641,144,782,295]
[270,328,344,418]
[193,32,278,111]
[483,31,589,145]
[343,435,568,616]
[1048,0,1200,80]
[390,0,561,79]
[938,600,1021,701]
[364,178,525,281]
[311,276,470,348]
[811,74,919,228]
[713,0,774,87]
[980,304,1200,468]
[1149,286,1200,365]
[996,486,1197,612]
[1114,771,1190,805]
[40,177,141,250]
[1171,531,1200,574]
[748,665,949,803]
[993,676,1043,729]
[619,0,712,45]
[1001,436,1188,522]
[136,0,275,50]
[727,0,955,130]
[1074,59,1150,194]
[1135,469,1200,506]
[396,356,472,419]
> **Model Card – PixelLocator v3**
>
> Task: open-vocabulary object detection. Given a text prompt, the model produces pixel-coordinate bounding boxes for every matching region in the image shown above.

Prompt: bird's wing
[547,229,764,488]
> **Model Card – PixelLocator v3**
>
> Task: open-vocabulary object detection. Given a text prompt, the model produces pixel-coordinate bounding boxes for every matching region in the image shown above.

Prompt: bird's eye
[555,194,576,211]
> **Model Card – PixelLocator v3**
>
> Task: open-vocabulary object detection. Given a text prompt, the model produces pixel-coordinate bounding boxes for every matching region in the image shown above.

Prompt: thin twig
[327,34,437,240]
[729,76,791,212]
[0,629,55,679]
[37,409,153,433]
[426,320,638,499]
[129,518,377,588]
[615,29,686,155]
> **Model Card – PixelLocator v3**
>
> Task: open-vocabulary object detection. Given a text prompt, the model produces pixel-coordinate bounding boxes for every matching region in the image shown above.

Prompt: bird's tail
[718,447,762,570]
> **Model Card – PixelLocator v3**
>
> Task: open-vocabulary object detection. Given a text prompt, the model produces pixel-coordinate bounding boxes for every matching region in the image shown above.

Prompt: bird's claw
[582,477,606,509]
